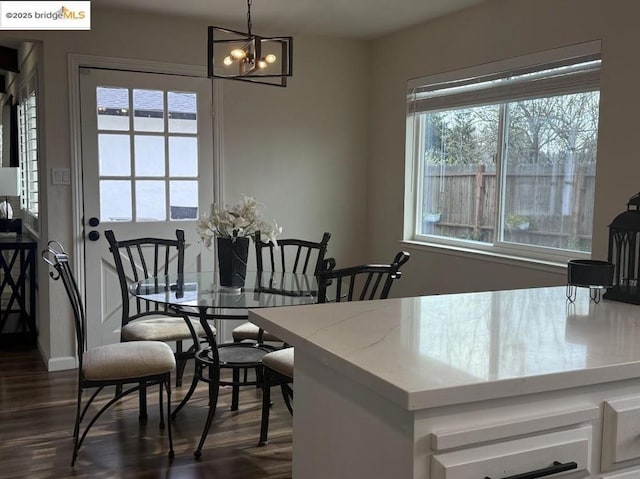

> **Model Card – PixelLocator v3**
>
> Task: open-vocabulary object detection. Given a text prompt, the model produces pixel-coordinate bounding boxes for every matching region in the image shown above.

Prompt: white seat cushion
[83,341,176,381]
[121,315,210,342]
[232,321,281,342]
[263,347,294,379]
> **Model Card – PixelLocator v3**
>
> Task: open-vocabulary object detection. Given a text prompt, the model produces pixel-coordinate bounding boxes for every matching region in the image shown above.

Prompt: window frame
[405,42,601,264]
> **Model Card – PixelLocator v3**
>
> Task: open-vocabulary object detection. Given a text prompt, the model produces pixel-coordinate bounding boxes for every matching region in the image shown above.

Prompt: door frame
[67,54,224,307]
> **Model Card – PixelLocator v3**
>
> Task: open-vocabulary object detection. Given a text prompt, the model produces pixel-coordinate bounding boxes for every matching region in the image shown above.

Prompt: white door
[79,67,215,349]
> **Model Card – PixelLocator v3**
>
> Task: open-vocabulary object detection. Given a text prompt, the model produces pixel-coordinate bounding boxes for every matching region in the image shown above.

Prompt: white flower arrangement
[196,196,281,248]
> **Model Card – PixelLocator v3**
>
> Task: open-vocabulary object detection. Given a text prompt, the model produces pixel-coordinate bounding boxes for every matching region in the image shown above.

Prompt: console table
[0,233,37,345]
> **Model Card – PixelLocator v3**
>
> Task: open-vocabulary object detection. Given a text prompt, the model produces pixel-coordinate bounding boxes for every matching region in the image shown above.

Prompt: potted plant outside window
[505,214,531,231]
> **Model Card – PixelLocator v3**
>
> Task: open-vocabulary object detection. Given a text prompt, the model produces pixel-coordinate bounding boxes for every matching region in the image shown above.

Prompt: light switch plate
[51,168,70,185]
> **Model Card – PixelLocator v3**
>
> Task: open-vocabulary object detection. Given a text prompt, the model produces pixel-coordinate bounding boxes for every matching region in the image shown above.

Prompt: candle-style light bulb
[265,54,277,64]
[230,48,247,59]
[223,56,234,66]
[257,60,268,69]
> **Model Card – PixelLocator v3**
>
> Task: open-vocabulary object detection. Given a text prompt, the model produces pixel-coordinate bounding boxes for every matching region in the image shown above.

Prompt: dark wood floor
[0,346,293,478]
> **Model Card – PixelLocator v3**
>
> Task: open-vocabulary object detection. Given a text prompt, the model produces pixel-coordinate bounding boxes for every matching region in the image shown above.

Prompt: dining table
[129,270,318,458]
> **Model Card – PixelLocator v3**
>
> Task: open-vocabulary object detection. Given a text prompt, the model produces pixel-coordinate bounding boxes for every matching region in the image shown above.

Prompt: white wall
[0,6,369,369]
[369,0,639,297]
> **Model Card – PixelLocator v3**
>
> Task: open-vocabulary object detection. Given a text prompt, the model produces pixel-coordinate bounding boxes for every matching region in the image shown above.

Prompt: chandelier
[207,0,293,87]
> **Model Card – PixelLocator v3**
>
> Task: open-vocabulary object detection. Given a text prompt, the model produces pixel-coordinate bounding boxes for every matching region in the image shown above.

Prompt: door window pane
[134,135,165,177]
[136,180,166,221]
[168,91,197,134]
[100,180,131,221]
[170,180,198,219]
[97,87,130,131]
[98,134,131,176]
[169,136,197,176]
[133,89,164,132]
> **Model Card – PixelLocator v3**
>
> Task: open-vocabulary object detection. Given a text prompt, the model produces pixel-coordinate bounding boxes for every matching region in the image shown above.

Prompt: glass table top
[129,271,318,310]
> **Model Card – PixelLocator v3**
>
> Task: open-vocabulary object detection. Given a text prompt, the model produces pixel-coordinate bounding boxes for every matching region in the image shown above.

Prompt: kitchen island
[248,286,640,479]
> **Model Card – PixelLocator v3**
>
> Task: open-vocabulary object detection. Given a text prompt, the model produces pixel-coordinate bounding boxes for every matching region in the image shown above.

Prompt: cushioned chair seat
[82,341,176,381]
[262,348,294,379]
[232,322,281,342]
[122,316,209,342]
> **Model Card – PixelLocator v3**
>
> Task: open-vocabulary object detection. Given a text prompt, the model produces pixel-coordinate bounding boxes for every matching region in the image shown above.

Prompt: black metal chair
[258,251,411,446]
[225,231,331,414]
[42,241,175,466]
[105,229,209,418]
[232,231,331,344]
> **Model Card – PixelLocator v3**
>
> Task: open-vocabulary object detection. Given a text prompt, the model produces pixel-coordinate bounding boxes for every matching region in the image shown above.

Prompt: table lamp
[0,167,19,219]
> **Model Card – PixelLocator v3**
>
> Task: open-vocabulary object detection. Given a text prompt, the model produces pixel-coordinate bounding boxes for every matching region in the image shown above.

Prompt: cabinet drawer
[431,426,591,479]
[602,396,640,470]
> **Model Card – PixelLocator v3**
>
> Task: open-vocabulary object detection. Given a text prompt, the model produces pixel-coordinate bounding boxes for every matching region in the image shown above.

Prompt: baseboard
[48,355,77,372]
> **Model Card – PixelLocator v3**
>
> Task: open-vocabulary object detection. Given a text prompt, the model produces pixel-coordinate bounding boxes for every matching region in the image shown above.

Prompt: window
[406,43,601,261]
[95,87,199,222]
[18,77,38,217]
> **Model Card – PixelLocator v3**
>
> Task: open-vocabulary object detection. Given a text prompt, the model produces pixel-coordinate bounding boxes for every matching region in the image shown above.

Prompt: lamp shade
[0,167,19,197]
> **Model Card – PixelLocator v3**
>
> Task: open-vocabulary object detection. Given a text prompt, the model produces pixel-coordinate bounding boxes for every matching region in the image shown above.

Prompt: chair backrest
[255,231,331,275]
[105,229,185,326]
[317,251,410,303]
[42,241,86,366]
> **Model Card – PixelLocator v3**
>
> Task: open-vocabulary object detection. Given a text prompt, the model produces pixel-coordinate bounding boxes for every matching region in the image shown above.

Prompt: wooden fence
[423,162,596,251]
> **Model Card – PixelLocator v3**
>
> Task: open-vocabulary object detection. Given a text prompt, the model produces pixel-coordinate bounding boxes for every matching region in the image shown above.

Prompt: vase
[217,236,249,291]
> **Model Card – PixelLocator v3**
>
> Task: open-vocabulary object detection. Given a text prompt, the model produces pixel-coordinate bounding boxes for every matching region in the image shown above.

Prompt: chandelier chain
[247,0,252,36]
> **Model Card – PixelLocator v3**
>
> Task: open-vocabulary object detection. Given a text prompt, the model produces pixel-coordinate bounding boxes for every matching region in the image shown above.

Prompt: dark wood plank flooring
[0,346,293,478]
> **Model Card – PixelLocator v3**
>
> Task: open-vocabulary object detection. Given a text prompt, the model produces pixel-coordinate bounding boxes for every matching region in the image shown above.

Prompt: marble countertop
[248,286,640,410]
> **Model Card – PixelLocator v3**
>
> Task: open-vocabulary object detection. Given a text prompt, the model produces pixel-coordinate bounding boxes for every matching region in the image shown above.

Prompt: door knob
[88,231,100,241]
[88,217,100,227]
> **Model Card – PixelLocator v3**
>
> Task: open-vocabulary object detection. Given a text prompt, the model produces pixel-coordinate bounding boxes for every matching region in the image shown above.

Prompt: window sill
[399,239,570,275]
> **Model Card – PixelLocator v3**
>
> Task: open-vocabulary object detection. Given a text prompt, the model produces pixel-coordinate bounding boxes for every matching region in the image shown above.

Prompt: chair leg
[165,377,175,461]
[175,341,185,387]
[159,381,165,430]
[171,360,201,420]
[256,365,264,388]
[231,367,240,411]
[139,381,148,421]
[281,383,293,415]
[194,363,220,459]
[71,386,83,466]
[259,366,272,446]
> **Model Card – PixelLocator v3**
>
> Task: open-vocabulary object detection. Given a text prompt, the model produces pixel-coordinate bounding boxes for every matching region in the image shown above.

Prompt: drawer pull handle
[484,460,578,479]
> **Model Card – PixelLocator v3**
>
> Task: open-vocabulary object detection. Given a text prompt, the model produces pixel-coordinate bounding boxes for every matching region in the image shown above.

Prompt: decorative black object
[566,259,614,303]
[603,192,640,305]
[217,236,249,290]
[0,217,21,233]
